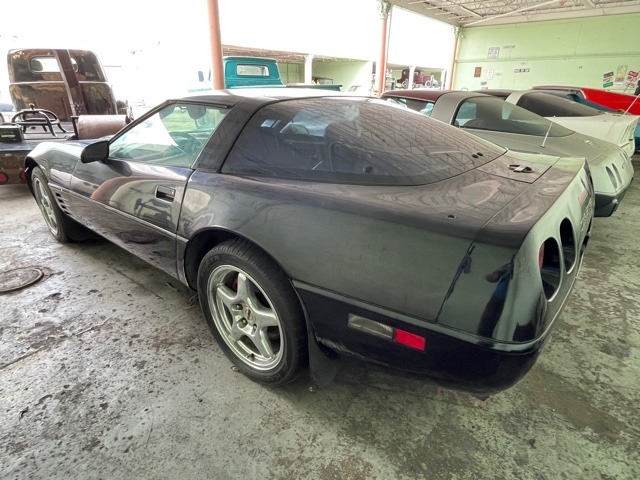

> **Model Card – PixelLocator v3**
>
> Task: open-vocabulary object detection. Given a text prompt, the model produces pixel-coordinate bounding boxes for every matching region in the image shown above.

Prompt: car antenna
[623,94,639,115]
[541,116,555,148]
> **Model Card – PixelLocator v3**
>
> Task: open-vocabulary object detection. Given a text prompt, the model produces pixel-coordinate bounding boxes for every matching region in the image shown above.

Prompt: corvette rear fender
[437,157,594,344]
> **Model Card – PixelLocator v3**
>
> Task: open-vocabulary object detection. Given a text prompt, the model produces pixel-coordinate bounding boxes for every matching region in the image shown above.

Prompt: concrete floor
[1,156,639,480]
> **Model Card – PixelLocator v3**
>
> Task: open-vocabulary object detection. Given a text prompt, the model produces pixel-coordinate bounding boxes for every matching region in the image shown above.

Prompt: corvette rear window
[222,98,505,186]
[455,97,573,137]
[516,92,606,118]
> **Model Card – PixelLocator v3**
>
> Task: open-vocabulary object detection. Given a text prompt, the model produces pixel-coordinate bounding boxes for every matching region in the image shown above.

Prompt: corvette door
[69,103,227,275]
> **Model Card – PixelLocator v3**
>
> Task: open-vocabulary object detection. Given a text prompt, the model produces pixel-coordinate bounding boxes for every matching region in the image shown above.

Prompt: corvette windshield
[455,97,574,137]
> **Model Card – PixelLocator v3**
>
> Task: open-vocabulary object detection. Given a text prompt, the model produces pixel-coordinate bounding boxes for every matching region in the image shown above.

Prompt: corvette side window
[454,102,477,126]
[419,102,434,116]
[109,103,227,168]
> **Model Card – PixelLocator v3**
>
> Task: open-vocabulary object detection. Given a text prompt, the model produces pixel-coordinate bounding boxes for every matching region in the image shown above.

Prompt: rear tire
[197,239,307,385]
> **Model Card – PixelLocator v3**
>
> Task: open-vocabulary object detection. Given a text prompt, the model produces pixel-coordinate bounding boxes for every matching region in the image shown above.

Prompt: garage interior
[1,1,640,479]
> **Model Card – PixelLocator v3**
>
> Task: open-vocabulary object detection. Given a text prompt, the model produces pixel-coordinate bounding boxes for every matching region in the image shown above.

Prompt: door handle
[155,185,175,202]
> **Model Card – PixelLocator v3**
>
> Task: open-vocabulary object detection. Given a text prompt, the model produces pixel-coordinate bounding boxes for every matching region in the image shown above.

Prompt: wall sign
[514,68,530,73]
[487,47,500,59]
[615,65,628,85]
[603,71,614,88]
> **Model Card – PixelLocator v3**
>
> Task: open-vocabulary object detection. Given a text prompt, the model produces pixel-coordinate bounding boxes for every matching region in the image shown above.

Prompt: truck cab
[0,48,124,185]
[8,48,118,120]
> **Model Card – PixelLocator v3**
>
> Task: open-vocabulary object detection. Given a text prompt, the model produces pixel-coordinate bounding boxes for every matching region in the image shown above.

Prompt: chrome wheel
[207,265,284,371]
[33,176,59,236]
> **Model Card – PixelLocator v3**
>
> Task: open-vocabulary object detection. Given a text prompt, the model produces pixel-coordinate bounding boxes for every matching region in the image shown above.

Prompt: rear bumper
[0,151,29,185]
[297,287,546,395]
[594,176,633,216]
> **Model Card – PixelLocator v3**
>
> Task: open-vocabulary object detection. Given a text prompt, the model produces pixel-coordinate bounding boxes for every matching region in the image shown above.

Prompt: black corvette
[25,89,594,394]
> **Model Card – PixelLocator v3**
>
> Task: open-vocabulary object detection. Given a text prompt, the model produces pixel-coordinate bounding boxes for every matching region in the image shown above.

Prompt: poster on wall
[603,71,614,88]
[474,67,482,78]
[615,65,628,85]
[487,47,500,59]
[626,71,638,88]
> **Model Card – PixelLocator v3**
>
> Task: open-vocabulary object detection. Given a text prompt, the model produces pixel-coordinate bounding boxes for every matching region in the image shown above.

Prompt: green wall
[278,60,373,92]
[312,60,373,92]
[453,13,640,92]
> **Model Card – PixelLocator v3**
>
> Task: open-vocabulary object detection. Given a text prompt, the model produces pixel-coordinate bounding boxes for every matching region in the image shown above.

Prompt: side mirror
[80,140,110,163]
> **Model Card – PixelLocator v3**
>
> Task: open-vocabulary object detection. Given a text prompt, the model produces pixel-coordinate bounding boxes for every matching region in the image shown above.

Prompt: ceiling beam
[463,0,567,26]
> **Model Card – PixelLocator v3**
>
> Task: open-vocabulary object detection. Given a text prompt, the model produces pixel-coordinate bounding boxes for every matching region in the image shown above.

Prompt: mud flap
[307,325,342,389]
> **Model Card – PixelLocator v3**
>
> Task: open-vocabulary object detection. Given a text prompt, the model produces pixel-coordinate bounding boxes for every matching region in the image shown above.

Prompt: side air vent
[539,238,561,300]
[559,219,576,273]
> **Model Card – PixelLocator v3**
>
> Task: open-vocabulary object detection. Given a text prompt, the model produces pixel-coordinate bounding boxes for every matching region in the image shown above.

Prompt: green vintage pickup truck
[191,56,342,91]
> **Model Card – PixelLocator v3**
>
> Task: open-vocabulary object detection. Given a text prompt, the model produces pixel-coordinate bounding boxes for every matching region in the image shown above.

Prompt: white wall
[311,61,374,92]
[388,7,456,70]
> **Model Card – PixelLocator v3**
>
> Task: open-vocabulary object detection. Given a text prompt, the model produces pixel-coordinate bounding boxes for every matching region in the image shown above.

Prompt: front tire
[197,239,307,385]
[32,167,72,243]
[31,167,95,243]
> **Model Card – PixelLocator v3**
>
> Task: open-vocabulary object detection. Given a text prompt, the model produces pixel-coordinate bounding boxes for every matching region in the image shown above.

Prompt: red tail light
[538,244,545,270]
[394,329,426,351]
[19,171,27,181]
[0,172,8,184]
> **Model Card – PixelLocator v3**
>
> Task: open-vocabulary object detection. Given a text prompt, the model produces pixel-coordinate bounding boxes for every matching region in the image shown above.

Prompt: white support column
[408,66,415,89]
[304,54,314,84]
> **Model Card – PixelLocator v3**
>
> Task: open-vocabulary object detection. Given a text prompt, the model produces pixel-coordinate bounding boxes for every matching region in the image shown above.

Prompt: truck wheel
[197,239,308,385]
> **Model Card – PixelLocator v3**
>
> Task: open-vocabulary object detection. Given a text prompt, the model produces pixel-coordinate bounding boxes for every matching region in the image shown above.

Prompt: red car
[398,68,435,88]
[533,85,640,115]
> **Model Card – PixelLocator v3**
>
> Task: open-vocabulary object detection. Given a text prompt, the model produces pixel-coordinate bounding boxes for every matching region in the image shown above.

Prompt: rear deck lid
[477,150,559,184]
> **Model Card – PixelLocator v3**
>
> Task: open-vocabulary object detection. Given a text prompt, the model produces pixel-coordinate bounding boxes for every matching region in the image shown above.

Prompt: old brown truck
[1,48,127,185]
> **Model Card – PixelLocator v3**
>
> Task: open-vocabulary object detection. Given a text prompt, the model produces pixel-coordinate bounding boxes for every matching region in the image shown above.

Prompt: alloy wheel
[207,265,284,371]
